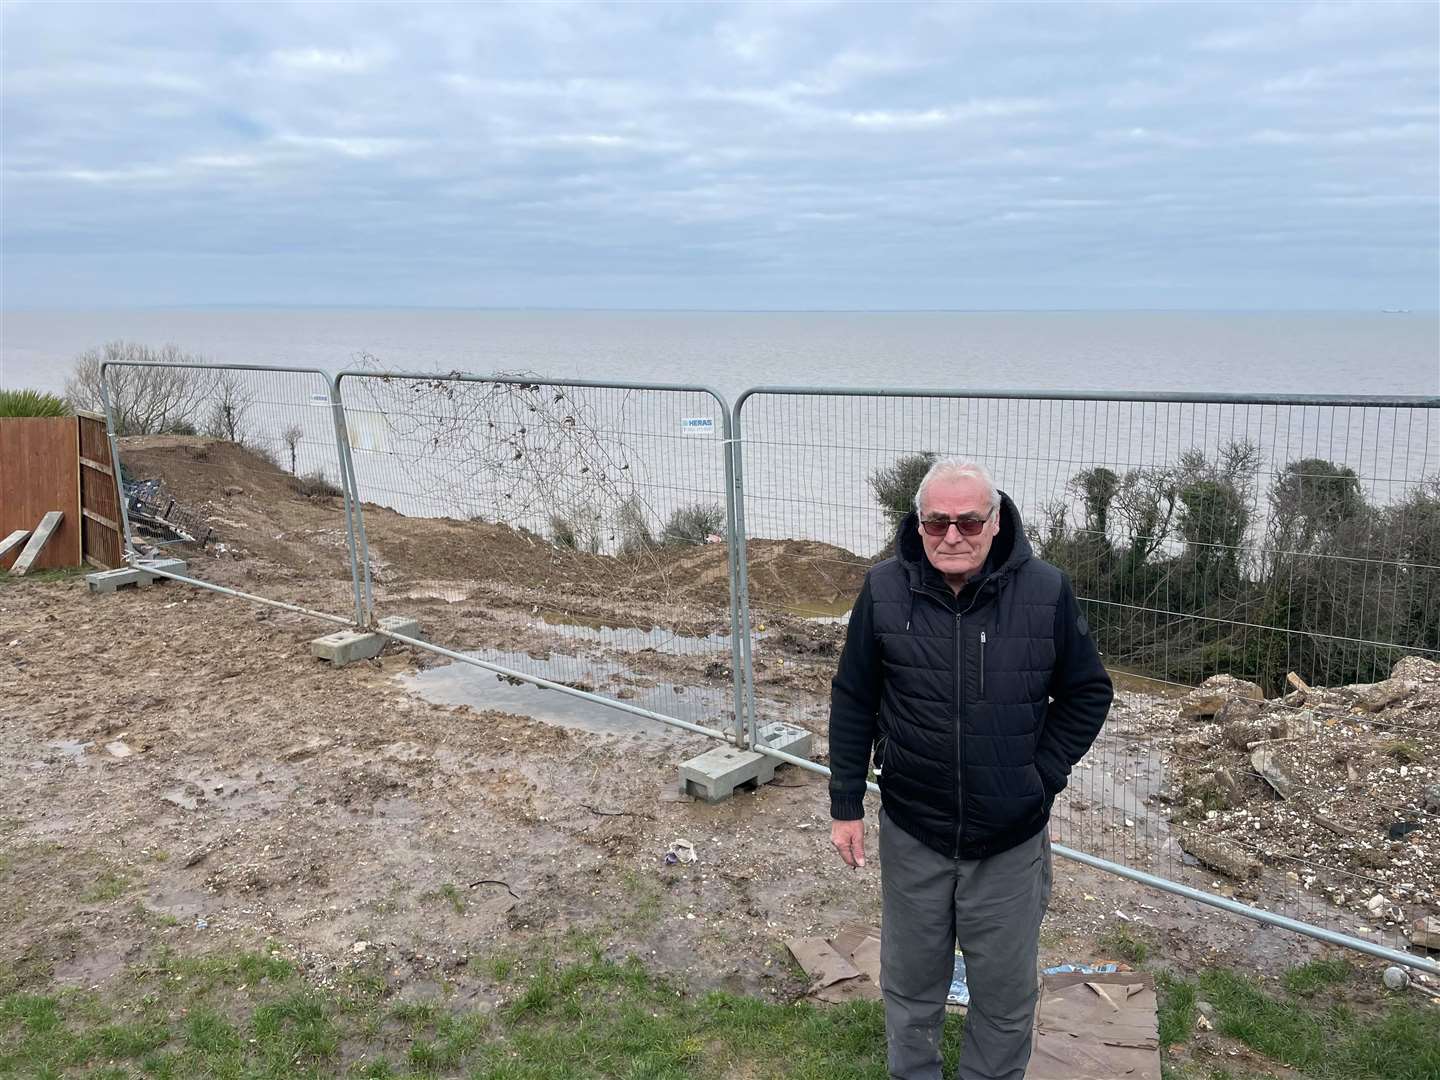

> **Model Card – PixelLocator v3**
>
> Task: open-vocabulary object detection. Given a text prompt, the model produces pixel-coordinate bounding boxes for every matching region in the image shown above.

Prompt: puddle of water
[401,587,469,603]
[537,612,733,655]
[160,775,285,814]
[781,596,855,619]
[397,647,733,739]
[144,886,215,919]
[47,740,91,759]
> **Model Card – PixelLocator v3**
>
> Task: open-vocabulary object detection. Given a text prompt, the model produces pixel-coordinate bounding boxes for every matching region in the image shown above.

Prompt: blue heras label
[680,417,715,436]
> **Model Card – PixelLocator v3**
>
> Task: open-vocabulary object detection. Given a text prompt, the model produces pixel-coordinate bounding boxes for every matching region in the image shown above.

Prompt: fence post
[97,366,137,562]
[729,391,762,750]
[324,376,367,627]
[331,374,376,624]
[720,407,749,749]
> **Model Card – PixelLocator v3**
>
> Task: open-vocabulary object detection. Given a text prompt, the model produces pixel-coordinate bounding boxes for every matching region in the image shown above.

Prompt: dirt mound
[118,437,868,617]
[119,437,353,578]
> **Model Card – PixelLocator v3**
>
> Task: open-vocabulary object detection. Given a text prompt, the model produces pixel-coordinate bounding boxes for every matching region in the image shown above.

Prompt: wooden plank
[84,554,108,571]
[11,511,64,575]
[77,413,124,570]
[0,417,82,570]
[0,529,29,566]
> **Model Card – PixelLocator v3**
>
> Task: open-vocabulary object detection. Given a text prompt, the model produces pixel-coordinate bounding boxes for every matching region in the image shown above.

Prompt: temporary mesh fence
[732,387,1440,963]
[98,361,364,623]
[334,370,746,747]
[88,363,1440,971]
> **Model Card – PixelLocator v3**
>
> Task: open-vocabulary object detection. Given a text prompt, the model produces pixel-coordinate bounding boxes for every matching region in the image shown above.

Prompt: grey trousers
[879,810,1053,1080]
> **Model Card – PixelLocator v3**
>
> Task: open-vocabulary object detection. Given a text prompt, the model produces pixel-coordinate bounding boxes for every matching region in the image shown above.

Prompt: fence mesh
[335,371,745,746]
[99,362,362,620]
[734,389,1440,955]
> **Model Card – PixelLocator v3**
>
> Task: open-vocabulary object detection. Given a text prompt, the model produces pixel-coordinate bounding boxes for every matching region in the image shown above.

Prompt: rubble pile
[1167,657,1440,949]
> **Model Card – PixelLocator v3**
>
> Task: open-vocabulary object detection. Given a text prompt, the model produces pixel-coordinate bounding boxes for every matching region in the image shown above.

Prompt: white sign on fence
[680,417,715,437]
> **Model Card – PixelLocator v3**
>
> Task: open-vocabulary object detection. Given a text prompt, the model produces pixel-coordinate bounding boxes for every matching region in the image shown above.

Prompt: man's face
[917,475,999,583]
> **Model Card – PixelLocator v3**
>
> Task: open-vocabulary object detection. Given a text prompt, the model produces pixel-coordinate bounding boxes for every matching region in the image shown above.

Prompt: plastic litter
[949,957,1121,1006]
[664,839,697,865]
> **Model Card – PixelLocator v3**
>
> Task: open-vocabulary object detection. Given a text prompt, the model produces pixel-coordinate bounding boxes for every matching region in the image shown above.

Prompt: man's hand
[831,819,866,868]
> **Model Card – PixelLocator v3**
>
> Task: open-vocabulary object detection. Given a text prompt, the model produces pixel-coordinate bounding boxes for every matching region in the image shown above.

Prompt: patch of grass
[619,868,663,926]
[1195,966,1440,1079]
[1156,970,1197,1047]
[1381,740,1423,764]
[1096,923,1149,966]
[82,872,132,902]
[144,945,295,993]
[184,1007,241,1054]
[1281,957,1351,997]
[4,940,1435,1080]
[0,566,86,589]
[439,882,465,914]
[251,990,338,1066]
[474,953,516,982]
[131,901,181,929]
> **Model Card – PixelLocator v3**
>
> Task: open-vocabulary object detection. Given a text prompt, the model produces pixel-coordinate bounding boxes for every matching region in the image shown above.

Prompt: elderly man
[829,457,1112,1080]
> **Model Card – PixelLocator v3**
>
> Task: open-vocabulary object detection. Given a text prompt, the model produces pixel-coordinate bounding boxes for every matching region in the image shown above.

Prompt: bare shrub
[64,342,212,435]
[291,471,342,499]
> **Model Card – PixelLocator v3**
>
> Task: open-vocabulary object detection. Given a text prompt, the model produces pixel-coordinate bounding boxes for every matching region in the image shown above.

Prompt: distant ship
[1381,308,1412,314]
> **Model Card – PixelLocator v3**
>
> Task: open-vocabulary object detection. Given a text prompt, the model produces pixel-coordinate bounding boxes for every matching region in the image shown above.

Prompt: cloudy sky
[2,1,1436,310]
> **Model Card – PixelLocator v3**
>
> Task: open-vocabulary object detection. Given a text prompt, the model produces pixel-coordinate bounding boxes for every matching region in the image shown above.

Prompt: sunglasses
[920,515,990,538]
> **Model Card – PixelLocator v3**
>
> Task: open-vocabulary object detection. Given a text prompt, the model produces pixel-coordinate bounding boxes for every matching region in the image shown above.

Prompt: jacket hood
[895,489,1033,590]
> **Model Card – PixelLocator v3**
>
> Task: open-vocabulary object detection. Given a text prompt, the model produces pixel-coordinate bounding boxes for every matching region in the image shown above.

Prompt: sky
[1,1,1437,311]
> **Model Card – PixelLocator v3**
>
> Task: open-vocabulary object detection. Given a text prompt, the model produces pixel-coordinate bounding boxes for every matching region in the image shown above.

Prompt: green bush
[1036,442,1440,692]
[661,502,724,547]
[869,452,936,532]
[550,514,580,549]
[0,389,70,417]
[615,496,656,557]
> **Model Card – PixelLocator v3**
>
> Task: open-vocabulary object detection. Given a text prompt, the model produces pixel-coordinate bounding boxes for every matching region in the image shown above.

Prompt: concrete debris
[1179,674,1265,719]
[1166,657,1438,929]
[1412,916,1440,951]
[1392,656,1440,683]
[1355,678,1414,713]
[1179,835,1262,880]
[1250,747,1295,800]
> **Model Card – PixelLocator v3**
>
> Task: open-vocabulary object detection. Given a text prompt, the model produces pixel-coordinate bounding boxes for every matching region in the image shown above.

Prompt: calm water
[2,308,1437,401]
[4,309,1435,557]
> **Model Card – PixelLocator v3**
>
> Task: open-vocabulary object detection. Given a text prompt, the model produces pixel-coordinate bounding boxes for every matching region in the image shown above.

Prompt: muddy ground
[3,438,1436,1040]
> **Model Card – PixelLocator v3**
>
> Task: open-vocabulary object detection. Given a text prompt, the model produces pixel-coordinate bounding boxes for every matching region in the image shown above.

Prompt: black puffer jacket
[829,493,1112,860]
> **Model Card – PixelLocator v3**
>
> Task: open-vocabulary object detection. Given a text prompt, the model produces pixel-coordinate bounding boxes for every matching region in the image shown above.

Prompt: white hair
[914,457,999,517]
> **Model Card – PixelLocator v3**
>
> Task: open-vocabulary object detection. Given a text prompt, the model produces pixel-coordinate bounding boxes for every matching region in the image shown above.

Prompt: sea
[3,309,1437,557]
[2,308,1436,402]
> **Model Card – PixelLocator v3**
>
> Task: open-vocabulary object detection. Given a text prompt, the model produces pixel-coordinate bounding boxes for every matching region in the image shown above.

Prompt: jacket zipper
[954,610,965,855]
[953,589,988,856]
[914,580,991,858]
[979,630,987,699]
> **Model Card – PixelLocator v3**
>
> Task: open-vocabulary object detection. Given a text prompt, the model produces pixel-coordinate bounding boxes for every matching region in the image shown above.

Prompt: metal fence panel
[732,386,1440,966]
[334,371,747,747]
[99,361,364,623]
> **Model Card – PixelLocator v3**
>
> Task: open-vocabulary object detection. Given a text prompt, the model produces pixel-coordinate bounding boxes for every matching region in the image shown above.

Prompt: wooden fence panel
[0,417,82,571]
[77,412,124,569]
